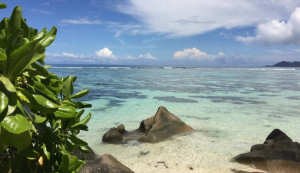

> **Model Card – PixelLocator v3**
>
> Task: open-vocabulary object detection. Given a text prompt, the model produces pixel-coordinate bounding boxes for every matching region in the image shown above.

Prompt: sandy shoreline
[90,133,264,173]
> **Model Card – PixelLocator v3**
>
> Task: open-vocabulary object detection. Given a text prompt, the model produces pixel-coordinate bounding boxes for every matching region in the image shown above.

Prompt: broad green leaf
[70,135,88,146]
[16,90,30,103]
[16,100,26,116]
[0,75,16,92]
[9,6,22,33]
[0,91,8,115]
[30,52,45,65]
[34,114,46,123]
[32,80,58,102]
[71,113,91,129]
[6,93,17,115]
[62,76,76,98]
[39,27,57,47]
[0,3,6,9]
[7,40,35,78]
[21,149,38,160]
[32,30,45,41]
[0,48,7,73]
[70,89,89,99]
[54,106,77,119]
[6,105,16,115]
[79,145,91,152]
[1,114,32,134]
[42,144,50,160]
[32,94,58,109]
[73,101,92,108]
[0,128,31,150]
[59,150,84,173]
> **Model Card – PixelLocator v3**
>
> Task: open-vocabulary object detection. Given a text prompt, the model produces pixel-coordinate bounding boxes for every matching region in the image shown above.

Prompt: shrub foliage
[0,5,92,173]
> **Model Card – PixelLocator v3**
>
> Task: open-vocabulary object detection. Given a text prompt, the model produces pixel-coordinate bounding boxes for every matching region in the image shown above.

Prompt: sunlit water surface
[51,67,300,173]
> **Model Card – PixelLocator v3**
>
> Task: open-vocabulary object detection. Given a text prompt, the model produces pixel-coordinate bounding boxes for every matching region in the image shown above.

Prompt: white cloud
[106,21,150,37]
[31,9,53,15]
[95,48,116,60]
[125,53,157,60]
[173,48,209,60]
[46,52,95,64]
[118,0,300,37]
[61,18,101,25]
[47,52,86,59]
[173,48,226,62]
[237,7,300,44]
[61,52,80,58]
[137,52,157,60]
[217,52,225,57]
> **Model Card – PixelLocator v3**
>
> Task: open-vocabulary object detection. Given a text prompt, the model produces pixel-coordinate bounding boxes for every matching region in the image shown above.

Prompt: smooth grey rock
[102,106,194,144]
[232,129,300,173]
[80,154,134,173]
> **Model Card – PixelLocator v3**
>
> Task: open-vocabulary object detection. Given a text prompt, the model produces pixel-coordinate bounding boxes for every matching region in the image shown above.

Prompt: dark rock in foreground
[102,106,194,144]
[232,129,300,173]
[73,147,98,161]
[80,154,134,173]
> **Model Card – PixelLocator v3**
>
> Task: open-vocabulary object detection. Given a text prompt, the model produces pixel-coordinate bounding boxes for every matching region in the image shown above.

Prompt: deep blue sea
[51,66,300,172]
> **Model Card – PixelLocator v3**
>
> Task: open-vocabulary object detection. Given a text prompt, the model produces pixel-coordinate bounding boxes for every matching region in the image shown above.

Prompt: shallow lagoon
[52,67,300,172]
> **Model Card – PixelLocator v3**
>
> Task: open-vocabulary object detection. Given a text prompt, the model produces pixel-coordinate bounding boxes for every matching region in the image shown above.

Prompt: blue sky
[1,0,300,66]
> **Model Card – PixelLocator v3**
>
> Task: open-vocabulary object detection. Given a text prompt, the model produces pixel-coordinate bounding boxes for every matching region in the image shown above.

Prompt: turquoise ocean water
[51,66,300,172]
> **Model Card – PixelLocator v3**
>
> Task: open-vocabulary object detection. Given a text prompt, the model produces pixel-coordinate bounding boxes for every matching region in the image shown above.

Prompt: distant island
[267,61,300,67]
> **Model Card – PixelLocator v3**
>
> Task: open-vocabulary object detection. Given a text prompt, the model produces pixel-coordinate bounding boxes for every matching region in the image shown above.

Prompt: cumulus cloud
[61,18,101,25]
[173,48,209,60]
[173,48,226,62]
[118,0,300,37]
[236,7,300,44]
[95,48,116,59]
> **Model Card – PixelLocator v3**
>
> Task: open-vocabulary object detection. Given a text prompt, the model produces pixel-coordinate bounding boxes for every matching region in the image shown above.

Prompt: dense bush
[0,4,92,173]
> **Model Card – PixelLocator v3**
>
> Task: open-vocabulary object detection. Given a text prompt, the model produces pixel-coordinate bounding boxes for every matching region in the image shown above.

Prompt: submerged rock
[80,154,134,173]
[102,106,193,144]
[232,129,300,173]
[102,124,127,144]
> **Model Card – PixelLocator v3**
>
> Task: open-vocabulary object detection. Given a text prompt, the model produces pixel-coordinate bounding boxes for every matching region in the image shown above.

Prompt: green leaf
[0,75,16,92]
[16,90,30,103]
[0,91,8,115]
[54,106,77,119]
[39,27,57,47]
[32,80,58,102]
[21,149,38,160]
[32,94,58,109]
[0,128,31,150]
[0,3,6,9]
[59,150,84,173]
[32,30,45,41]
[7,40,36,78]
[62,76,76,98]
[42,144,50,160]
[70,135,88,146]
[6,94,17,115]
[0,48,7,73]
[70,89,89,99]
[1,114,32,134]
[34,114,46,123]
[71,113,91,129]
[73,101,92,108]
[9,6,22,33]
